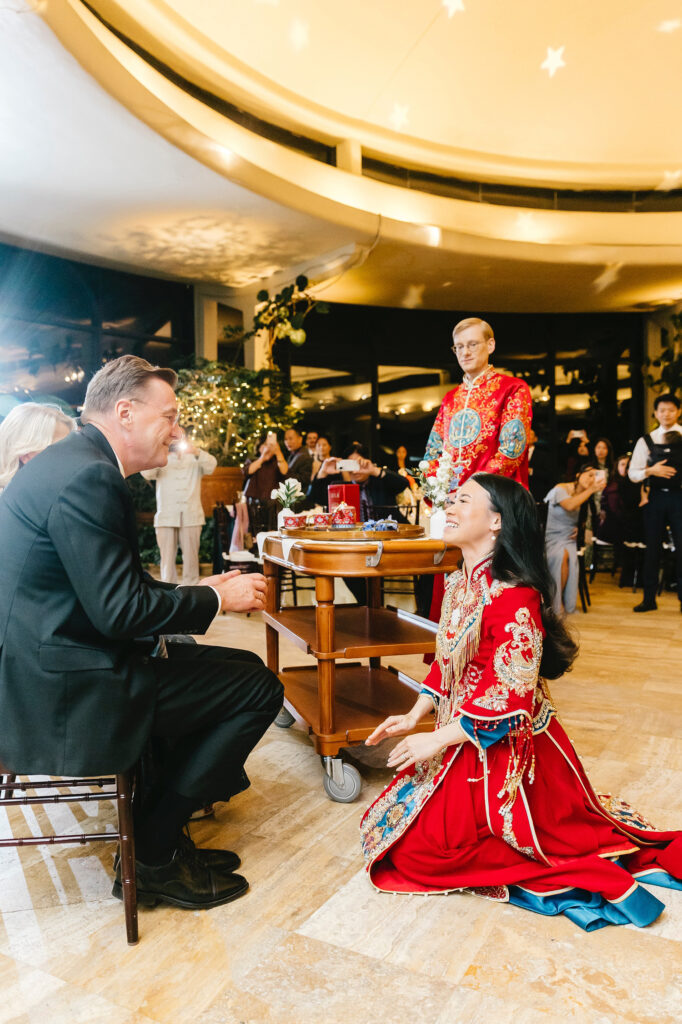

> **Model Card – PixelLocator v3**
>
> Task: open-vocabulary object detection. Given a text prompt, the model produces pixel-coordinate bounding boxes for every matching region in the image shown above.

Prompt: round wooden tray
[280,523,424,541]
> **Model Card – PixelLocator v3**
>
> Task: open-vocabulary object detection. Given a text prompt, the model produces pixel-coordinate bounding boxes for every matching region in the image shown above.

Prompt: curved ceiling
[154,0,682,175]
[1,0,681,314]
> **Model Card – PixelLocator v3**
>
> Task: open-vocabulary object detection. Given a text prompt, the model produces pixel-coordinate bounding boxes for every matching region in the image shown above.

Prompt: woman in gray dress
[544,465,604,614]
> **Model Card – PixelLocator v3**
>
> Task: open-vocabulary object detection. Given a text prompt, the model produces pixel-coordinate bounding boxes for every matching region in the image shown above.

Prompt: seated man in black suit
[0,356,283,911]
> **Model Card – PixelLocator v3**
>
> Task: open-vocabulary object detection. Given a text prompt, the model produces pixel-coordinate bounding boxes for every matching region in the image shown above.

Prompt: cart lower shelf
[279,664,433,756]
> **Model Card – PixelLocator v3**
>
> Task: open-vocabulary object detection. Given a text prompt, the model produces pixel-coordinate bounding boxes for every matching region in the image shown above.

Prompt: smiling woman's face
[443,478,500,549]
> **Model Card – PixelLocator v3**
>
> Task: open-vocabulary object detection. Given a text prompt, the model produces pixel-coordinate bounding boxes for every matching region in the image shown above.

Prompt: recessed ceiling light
[422,225,442,247]
[290,19,310,52]
[389,103,409,132]
[655,169,682,191]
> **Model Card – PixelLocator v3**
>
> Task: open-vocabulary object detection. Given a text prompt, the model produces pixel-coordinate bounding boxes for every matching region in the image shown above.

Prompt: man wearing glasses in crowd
[421,317,532,620]
[423,317,532,489]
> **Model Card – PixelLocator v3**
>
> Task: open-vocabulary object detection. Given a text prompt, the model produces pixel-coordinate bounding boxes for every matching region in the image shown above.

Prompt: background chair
[246,497,314,606]
[0,763,139,944]
[373,502,421,604]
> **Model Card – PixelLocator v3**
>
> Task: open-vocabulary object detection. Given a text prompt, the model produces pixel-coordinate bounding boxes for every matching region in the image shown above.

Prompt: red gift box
[327,483,361,521]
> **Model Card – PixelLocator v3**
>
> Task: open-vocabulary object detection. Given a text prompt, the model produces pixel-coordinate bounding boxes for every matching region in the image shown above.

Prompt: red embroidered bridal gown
[360,558,682,930]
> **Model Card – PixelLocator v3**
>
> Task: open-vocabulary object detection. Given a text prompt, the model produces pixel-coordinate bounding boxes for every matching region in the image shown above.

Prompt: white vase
[428,506,447,540]
[277,507,293,531]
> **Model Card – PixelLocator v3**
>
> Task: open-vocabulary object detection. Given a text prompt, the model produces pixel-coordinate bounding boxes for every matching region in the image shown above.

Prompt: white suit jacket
[142,450,217,528]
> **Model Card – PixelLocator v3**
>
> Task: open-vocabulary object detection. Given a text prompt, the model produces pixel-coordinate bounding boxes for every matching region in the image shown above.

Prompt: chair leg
[577,555,590,613]
[0,773,17,799]
[116,771,139,945]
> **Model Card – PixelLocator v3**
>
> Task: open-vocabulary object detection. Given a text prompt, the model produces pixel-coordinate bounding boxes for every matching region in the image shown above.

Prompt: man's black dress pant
[139,644,282,815]
[641,489,682,603]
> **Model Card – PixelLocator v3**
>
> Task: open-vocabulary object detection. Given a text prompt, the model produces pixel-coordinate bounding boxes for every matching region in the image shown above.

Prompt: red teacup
[282,513,307,529]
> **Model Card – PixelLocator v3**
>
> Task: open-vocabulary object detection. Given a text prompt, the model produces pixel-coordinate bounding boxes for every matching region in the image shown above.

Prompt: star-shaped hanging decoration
[655,169,682,191]
[657,19,681,33]
[541,46,566,77]
[442,0,465,16]
[389,103,410,131]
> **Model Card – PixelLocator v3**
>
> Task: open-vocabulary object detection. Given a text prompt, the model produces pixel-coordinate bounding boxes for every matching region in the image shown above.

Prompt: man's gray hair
[452,317,494,341]
[81,355,177,422]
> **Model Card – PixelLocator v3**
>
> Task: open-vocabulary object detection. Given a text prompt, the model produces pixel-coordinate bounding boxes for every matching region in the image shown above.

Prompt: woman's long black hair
[593,436,615,475]
[473,472,578,679]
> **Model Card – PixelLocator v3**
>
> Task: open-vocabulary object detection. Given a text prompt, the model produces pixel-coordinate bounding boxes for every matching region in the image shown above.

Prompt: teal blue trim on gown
[459,716,509,748]
[415,693,679,930]
[507,883,665,931]
[417,694,511,750]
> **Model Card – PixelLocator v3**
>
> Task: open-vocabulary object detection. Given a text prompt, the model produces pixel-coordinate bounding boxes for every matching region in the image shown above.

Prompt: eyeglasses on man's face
[130,398,180,426]
[452,341,485,355]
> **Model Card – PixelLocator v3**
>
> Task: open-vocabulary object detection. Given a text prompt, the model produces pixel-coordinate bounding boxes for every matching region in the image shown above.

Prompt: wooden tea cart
[261,528,460,801]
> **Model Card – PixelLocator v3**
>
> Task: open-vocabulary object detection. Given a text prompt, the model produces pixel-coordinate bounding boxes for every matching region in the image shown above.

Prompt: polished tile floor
[1,578,681,1024]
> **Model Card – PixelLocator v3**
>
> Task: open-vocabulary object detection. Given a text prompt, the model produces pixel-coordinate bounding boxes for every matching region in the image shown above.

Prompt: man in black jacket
[0,356,283,910]
[283,426,313,490]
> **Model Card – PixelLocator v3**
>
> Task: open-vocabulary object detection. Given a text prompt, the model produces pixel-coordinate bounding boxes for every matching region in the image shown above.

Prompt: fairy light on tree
[176,361,306,465]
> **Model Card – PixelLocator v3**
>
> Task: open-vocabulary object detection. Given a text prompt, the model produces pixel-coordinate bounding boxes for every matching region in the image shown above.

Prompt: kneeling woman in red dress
[361,473,682,930]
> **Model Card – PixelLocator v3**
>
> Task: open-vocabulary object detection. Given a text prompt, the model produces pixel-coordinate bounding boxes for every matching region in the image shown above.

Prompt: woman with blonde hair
[0,403,75,491]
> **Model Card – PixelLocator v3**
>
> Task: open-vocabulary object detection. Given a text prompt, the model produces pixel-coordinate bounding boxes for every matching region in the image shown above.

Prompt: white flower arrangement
[416,451,456,509]
[271,478,304,508]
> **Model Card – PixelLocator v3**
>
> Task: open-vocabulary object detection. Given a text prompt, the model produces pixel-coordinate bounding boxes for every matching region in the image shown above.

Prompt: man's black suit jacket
[0,424,218,775]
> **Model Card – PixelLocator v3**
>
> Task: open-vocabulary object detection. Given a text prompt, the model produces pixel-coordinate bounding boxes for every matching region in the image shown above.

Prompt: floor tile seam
[0,959,169,1024]
[239,930,464,1001]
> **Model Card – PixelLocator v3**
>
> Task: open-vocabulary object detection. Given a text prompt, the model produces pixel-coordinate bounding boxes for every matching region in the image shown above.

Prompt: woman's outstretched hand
[386,731,446,771]
[365,713,418,746]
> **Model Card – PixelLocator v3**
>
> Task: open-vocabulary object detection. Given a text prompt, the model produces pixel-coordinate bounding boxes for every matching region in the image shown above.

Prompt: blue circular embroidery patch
[498,418,526,458]
[449,409,481,448]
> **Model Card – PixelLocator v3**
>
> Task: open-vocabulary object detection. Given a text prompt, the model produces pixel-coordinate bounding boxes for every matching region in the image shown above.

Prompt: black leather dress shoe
[178,830,241,873]
[633,601,657,612]
[114,832,240,875]
[112,844,248,910]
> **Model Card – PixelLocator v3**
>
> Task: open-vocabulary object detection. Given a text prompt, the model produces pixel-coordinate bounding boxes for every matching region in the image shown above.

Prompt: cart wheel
[322,763,362,803]
[274,706,295,728]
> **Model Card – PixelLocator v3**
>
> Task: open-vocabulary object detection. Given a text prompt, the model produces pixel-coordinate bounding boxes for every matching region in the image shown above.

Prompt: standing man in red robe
[423,317,531,488]
[422,317,532,622]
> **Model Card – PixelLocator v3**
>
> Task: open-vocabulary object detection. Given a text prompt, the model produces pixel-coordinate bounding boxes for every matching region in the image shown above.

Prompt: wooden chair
[576,547,591,612]
[589,538,616,583]
[374,502,421,603]
[245,497,315,606]
[0,763,139,944]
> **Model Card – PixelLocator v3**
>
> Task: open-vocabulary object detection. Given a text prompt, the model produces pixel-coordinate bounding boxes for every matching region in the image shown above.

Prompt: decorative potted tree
[176,362,306,513]
[175,274,325,512]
